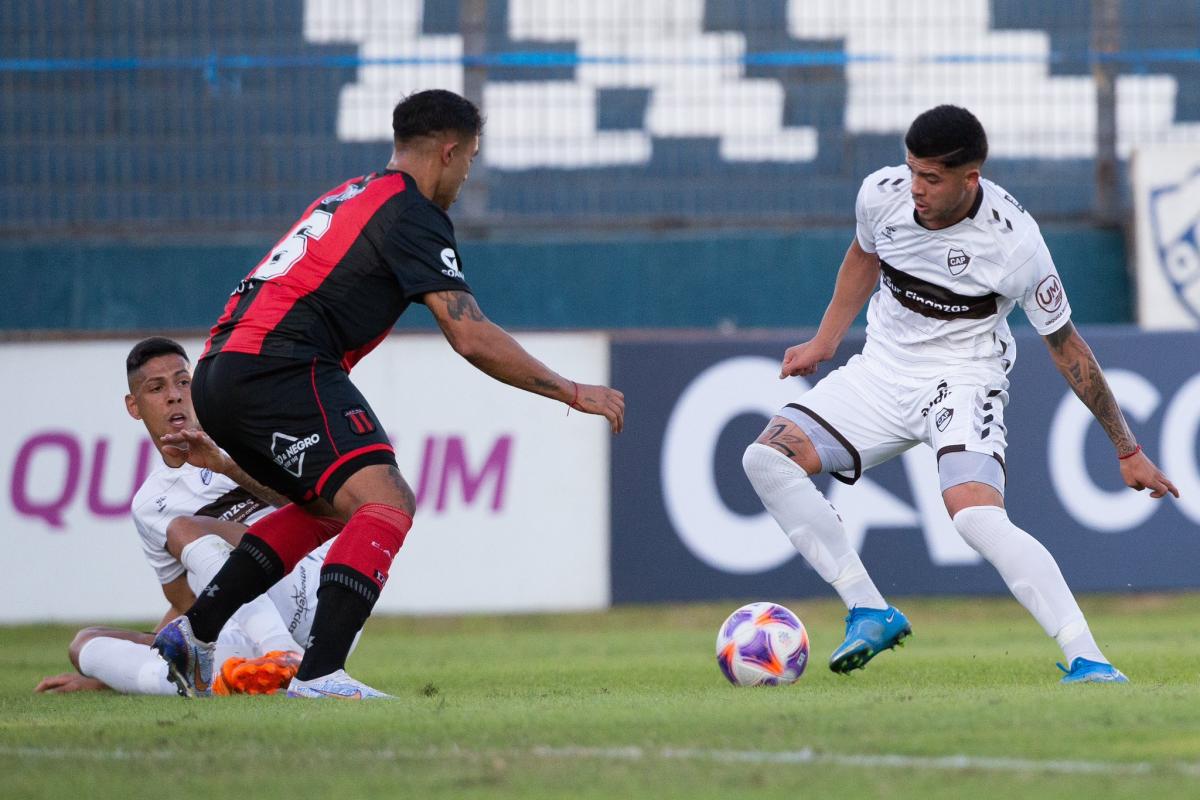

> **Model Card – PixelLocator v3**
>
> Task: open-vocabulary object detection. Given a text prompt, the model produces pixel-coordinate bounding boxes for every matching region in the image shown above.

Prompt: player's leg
[933,380,1126,684]
[264,539,343,652]
[174,528,303,694]
[742,420,885,610]
[156,505,344,696]
[251,539,361,697]
[68,628,179,695]
[742,357,914,672]
[286,463,412,699]
[174,523,298,655]
[180,355,407,699]
[150,355,350,681]
[154,355,357,695]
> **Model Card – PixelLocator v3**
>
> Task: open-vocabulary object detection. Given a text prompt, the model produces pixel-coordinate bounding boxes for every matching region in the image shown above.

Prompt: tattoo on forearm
[1046,323,1135,452]
[530,377,560,392]
[443,292,485,322]
[758,424,804,459]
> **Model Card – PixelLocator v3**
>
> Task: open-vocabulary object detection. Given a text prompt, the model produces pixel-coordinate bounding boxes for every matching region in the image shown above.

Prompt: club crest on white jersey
[855,164,1072,371]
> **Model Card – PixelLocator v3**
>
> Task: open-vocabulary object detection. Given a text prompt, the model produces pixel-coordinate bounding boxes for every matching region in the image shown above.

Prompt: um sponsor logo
[1035,275,1065,313]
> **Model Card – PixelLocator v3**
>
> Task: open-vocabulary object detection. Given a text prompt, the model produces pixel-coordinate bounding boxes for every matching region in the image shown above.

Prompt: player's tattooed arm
[222,464,291,509]
[425,289,625,433]
[1043,321,1137,455]
[438,290,486,322]
[161,428,290,507]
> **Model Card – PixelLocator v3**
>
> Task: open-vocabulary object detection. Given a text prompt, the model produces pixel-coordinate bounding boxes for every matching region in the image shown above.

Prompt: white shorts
[214,540,333,663]
[783,352,1010,485]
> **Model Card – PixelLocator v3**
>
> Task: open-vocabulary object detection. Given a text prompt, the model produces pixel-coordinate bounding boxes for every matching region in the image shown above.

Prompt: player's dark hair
[392,89,484,145]
[126,336,189,376]
[905,105,988,168]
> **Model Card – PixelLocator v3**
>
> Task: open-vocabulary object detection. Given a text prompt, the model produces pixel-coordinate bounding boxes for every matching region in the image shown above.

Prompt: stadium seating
[2,0,1198,235]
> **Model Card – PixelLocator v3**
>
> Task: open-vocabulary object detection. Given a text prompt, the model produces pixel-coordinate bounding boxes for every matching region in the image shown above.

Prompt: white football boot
[286,669,393,700]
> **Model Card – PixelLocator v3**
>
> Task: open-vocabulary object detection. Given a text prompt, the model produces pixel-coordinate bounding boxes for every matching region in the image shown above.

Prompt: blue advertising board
[610,329,1200,603]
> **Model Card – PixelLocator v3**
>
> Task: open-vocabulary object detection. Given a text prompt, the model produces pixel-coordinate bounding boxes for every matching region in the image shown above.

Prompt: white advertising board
[1133,144,1200,329]
[0,333,611,623]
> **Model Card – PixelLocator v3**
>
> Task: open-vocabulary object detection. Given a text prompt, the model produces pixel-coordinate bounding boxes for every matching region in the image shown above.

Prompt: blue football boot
[151,615,215,697]
[829,605,912,674]
[1057,657,1129,684]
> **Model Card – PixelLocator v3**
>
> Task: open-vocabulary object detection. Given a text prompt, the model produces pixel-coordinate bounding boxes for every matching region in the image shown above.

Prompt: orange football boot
[212,651,302,696]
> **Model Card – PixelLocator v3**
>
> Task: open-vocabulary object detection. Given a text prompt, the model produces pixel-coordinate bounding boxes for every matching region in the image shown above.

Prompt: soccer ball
[715,602,809,686]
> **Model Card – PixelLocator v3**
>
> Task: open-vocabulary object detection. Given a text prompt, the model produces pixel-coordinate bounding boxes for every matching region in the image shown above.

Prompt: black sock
[295,566,377,681]
[185,534,285,643]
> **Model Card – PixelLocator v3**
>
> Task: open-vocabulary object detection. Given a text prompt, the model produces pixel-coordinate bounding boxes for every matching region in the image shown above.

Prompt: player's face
[124,354,197,448]
[906,152,980,230]
[435,134,479,210]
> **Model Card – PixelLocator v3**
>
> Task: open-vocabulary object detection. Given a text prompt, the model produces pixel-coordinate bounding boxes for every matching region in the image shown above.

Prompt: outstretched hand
[779,339,836,379]
[34,673,109,693]
[1119,449,1179,499]
[160,428,232,472]
[570,383,625,434]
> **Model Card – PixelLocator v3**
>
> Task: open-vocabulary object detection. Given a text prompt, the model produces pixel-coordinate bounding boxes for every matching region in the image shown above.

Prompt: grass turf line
[2,593,1198,799]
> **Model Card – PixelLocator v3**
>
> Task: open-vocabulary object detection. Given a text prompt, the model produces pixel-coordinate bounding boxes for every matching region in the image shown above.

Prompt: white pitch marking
[4,743,1199,778]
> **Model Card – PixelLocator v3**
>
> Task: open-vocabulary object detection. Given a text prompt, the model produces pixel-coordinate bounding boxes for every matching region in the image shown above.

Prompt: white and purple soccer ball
[716,602,810,687]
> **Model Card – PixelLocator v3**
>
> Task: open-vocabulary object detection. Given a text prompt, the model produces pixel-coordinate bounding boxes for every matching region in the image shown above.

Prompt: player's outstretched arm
[425,289,625,433]
[780,238,880,378]
[1043,321,1178,498]
[160,428,290,507]
[35,673,109,693]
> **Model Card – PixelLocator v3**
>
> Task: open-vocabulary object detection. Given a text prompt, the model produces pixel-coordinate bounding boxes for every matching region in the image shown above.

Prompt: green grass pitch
[3,593,1199,799]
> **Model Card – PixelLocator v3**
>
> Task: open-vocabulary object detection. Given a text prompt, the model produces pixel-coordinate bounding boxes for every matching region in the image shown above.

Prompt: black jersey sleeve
[380,198,474,300]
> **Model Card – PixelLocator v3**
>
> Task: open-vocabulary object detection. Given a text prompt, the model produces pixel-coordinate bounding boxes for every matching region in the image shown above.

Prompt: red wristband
[566,380,582,413]
[1117,444,1142,460]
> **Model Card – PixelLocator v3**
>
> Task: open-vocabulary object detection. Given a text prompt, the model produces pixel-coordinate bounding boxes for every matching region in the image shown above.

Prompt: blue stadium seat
[1,0,1197,235]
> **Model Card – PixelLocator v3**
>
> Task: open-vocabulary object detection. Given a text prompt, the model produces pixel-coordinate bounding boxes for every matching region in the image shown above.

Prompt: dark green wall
[0,227,1130,332]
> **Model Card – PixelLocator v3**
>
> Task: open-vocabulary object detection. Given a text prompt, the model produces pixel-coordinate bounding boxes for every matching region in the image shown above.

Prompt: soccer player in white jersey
[36,337,327,695]
[35,535,332,696]
[742,105,1178,684]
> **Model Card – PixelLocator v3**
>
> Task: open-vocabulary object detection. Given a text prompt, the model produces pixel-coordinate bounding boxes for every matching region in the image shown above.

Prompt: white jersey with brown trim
[854,164,1071,373]
[131,462,274,585]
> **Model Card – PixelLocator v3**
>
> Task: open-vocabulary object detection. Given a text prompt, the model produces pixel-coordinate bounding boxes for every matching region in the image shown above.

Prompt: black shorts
[193,352,396,504]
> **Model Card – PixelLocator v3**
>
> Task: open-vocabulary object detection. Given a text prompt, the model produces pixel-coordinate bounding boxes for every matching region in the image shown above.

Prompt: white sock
[77,637,177,695]
[742,443,886,610]
[952,506,1106,663]
[181,535,298,655]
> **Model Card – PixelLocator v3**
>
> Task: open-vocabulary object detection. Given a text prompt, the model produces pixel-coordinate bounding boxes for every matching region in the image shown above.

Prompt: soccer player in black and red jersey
[153,89,625,699]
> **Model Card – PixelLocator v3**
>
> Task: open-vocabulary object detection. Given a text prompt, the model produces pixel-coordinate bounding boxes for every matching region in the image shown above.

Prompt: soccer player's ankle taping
[245,504,344,575]
[322,502,413,592]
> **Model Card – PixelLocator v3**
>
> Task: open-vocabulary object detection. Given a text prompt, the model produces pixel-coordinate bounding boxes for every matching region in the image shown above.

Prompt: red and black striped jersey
[202,170,472,372]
